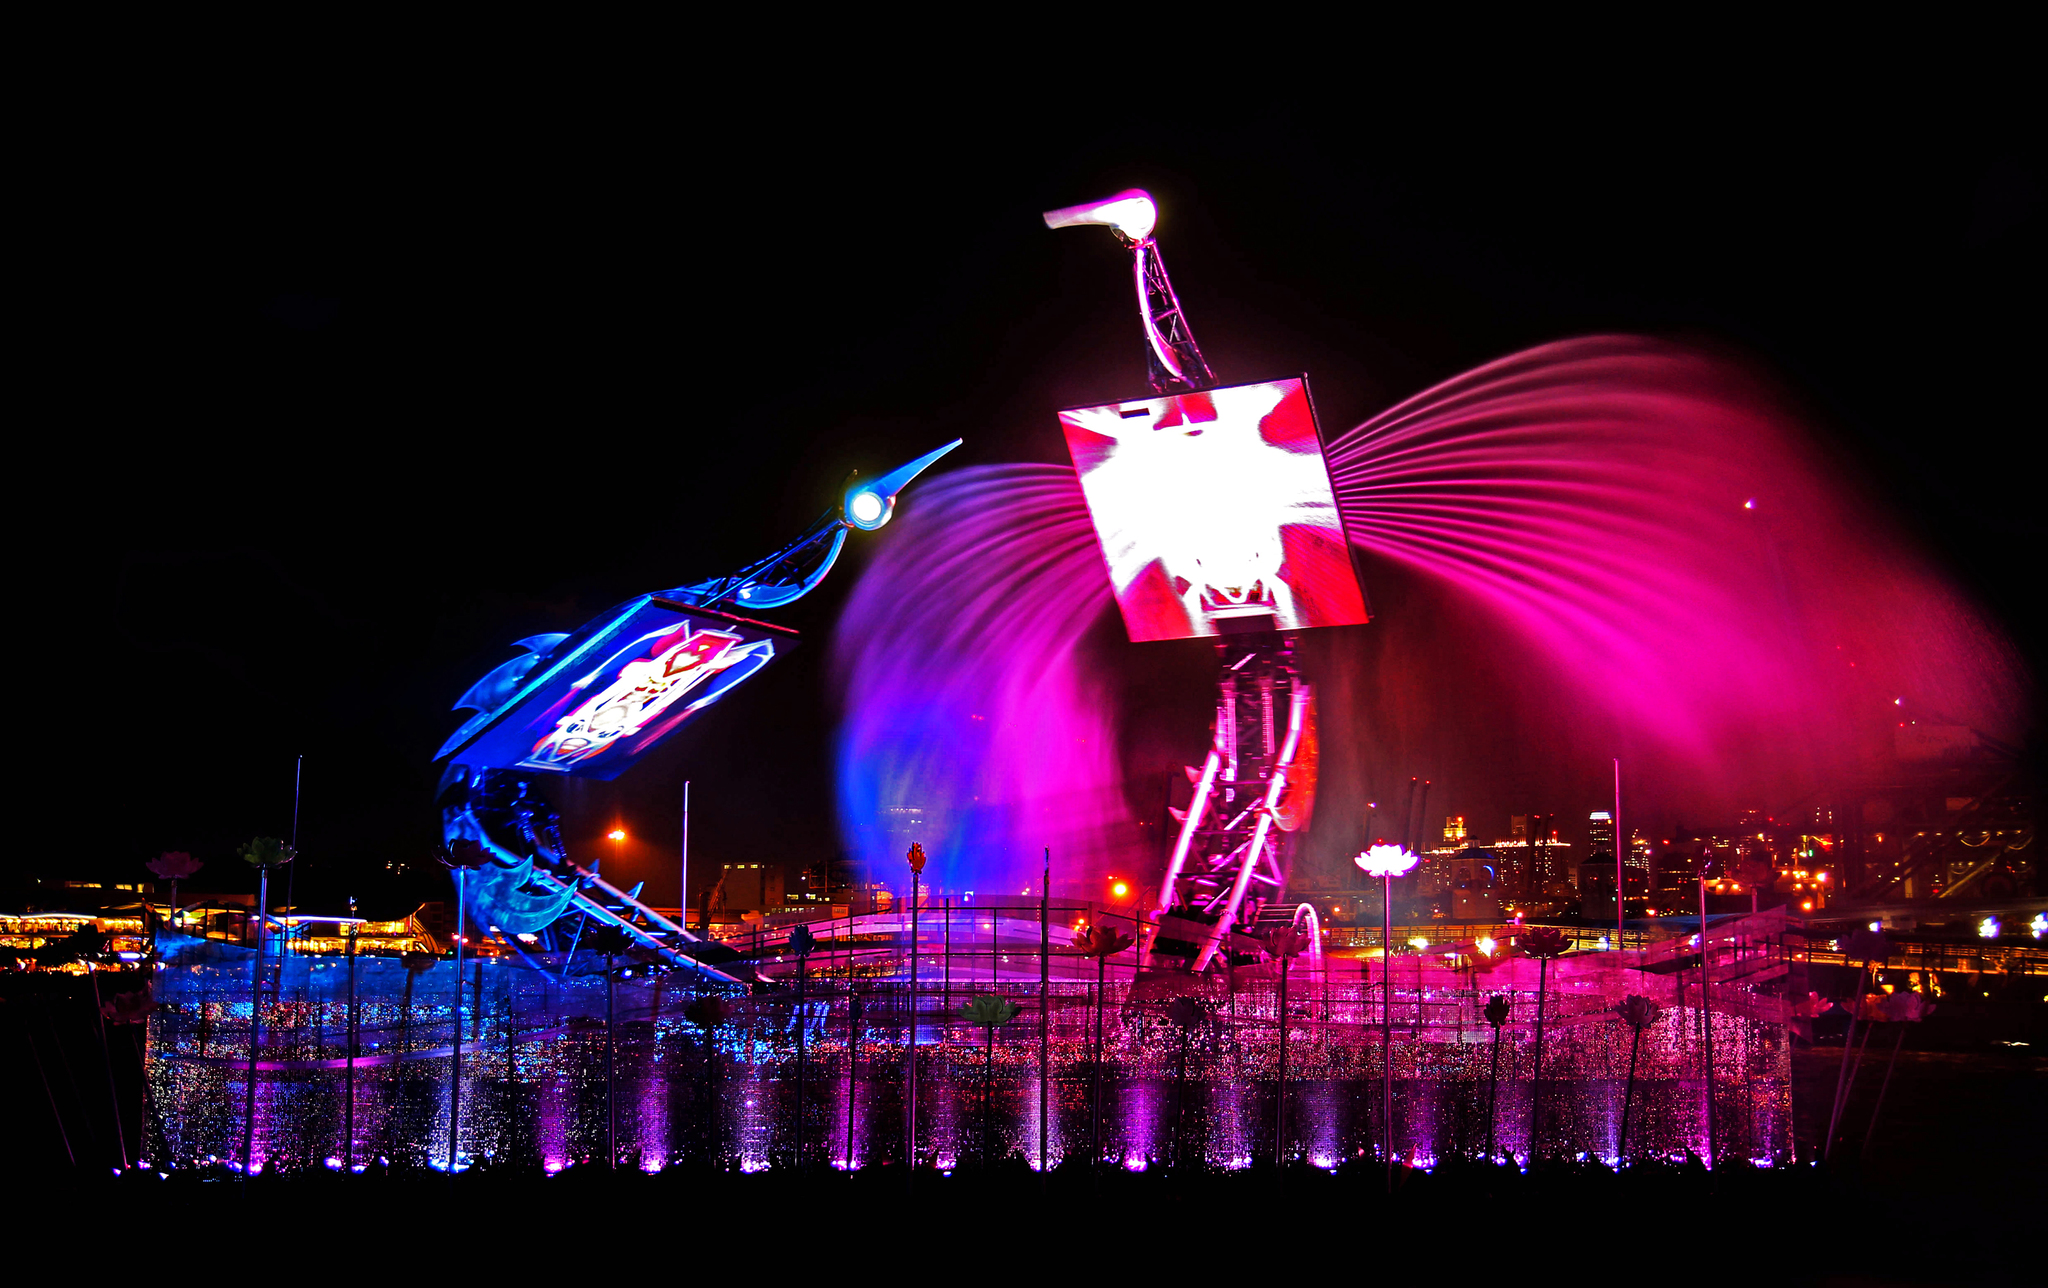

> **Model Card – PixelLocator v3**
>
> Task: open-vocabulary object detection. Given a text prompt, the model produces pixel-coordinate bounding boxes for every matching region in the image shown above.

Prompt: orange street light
[607,829,626,841]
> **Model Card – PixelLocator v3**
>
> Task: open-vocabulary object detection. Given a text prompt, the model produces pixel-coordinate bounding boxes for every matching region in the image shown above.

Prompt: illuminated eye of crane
[849,491,885,525]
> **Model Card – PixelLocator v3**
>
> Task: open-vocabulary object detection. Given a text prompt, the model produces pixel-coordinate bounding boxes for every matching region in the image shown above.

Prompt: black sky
[39,75,2039,910]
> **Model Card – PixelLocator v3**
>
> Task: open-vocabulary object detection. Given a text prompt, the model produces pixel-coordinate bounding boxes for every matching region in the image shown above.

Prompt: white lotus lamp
[1353,844,1419,878]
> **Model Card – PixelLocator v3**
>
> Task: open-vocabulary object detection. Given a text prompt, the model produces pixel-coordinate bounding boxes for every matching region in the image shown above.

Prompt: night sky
[45,84,2038,913]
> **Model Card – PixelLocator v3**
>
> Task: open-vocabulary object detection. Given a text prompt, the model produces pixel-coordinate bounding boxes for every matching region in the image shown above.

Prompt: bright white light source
[1354,844,1419,878]
[849,491,884,525]
[1978,915,2000,940]
[2031,913,2046,940]
[1476,936,1497,956]
[1042,188,1158,241]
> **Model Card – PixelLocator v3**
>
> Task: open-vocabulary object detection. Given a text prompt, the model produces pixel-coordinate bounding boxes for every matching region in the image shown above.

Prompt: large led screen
[1059,376,1368,642]
[445,597,788,780]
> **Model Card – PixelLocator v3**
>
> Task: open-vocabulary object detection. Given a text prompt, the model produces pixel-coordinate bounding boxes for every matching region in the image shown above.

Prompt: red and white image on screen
[1060,377,1369,643]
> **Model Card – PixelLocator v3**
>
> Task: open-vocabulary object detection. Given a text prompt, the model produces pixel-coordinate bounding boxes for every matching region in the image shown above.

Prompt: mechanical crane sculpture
[434,441,960,982]
[1046,189,1362,973]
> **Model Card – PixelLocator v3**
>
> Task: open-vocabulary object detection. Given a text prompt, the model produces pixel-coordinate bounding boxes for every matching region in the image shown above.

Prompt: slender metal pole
[1092,949,1106,1166]
[681,780,690,927]
[1528,955,1549,1163]
[983,1021,996,1167]
[1698,876,1714,1168]
[24,1031,74,1167]
[1039,847,1050,1176]
[448,869,465,1177]
[795,955,807,1167]
[240,866,268,1176]
[1614,758,1625,941]
[344,898,357,1170]
[86,967,127,1170]
[605,953,616,1168]
[285,756,301,961]
[1274,950,1289,1169]
[1617,1023,1643,1162]
[845,989,860,1169]
[1860,1025,1908,1159]
[907,870,919,1170]
[1485,1019,1503,1160]
[1383,871,1394,1192]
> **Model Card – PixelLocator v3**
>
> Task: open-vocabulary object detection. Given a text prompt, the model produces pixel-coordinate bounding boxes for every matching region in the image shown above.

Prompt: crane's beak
[843,439,962,530]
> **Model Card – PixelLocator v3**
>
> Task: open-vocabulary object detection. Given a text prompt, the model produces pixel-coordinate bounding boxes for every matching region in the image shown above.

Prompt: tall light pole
[441,841,489,1178]
[344,894,358,1172]
[1614,759,1625,945]
[1355,842,1419,1194]
[906,841,926,1173]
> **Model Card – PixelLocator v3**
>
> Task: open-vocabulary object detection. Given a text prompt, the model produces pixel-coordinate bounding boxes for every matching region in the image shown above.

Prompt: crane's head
[843,439,963,531]
[1042,188,1157,243]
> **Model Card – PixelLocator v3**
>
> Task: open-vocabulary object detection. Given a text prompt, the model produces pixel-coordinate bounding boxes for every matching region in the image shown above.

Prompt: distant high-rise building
[717,862,784,912]
[1587,811,1616,859]
[1493,812,1569,896]
[1443,815,1468,844]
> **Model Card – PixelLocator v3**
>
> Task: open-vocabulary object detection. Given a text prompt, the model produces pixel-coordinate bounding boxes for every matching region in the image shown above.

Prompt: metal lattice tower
[1154,633,1313,971]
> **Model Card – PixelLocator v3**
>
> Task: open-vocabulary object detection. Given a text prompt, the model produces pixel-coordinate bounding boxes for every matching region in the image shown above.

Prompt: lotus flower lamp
[788,923,818,959]
[438,839,489,870]
[960,995,1019,1027]
[147,851,202,928]
[1263,927,1312,960]
[1353,844,1419,878]
[1519,925,1570,1159]
[1612,993,1661,1031]
[1611,993,1664,1162]
[102,987,156,1025]
[147,851,201,880]
[237,837,296,870]
[585,924,636,959]
[684,995,728,1031]
[1074,924,1134,958]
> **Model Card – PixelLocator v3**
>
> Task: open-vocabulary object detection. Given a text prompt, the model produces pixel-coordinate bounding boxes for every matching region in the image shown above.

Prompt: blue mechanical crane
[434,440,960,982]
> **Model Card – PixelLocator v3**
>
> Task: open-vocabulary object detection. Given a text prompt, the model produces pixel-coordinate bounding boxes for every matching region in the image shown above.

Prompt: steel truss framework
[1132,237,1214,394]
[1154,633,1313,972]
[445,769,747,985]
